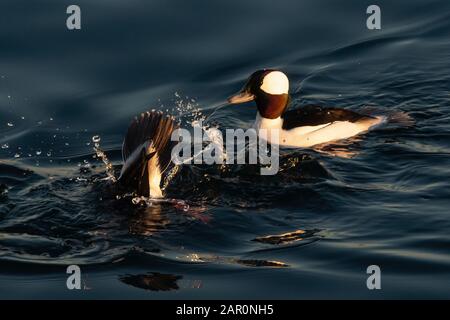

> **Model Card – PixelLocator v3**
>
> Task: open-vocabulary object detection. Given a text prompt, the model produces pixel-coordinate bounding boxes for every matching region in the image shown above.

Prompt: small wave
[120,272,182,291]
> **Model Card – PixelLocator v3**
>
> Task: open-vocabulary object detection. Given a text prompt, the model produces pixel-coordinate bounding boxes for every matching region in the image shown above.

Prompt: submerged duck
[118,111,178,198]
[228,69,383,148]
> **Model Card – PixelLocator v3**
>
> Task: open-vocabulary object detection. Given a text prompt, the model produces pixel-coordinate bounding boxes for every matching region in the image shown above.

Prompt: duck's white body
[254,113,383,148]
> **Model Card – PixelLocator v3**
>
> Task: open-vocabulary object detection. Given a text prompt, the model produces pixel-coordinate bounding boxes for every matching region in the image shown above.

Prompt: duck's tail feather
[386,110,415,127]
[118,111,179,197]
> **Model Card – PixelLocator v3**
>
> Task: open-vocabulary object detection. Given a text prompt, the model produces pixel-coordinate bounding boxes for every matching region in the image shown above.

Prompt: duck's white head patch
[260,71,289,95]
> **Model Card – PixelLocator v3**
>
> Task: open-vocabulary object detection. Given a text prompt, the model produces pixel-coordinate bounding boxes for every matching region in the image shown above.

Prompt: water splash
[173,93,206,126]
[161,164,180,191]
[161,94,225,180]
[131,196,190,211]
[89,96,226,202]
[130,196,210,223]
[92,135,117,182]
[204,101,228,124]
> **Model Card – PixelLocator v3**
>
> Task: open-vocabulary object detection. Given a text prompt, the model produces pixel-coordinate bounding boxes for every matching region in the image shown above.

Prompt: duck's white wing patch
[260,71,289,95]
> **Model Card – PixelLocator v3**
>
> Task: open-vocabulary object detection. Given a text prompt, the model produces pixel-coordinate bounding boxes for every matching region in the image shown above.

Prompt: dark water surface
[1,0,450,299]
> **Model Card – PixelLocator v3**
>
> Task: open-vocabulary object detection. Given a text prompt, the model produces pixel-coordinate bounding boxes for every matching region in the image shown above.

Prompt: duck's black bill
[227,91,255,104]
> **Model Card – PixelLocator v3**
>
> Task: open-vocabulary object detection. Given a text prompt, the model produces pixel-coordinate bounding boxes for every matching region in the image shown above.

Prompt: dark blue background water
[1,0,449,299]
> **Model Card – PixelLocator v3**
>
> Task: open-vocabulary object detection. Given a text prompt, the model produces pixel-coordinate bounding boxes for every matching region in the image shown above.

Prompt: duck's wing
[119,111,179,195]
[118,140,153,196]
[281,105,374,130]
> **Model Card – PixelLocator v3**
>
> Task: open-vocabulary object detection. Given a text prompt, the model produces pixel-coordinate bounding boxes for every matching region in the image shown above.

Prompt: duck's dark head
[228,69,290,119]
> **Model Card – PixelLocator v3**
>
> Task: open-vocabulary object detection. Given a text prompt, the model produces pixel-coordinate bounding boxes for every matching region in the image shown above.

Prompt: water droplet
[1,143,9,149]
[35,150,42,155]
[14,153,20,158]
[92,135,101,143]
[92,135,117,182]
[6,122,13,127]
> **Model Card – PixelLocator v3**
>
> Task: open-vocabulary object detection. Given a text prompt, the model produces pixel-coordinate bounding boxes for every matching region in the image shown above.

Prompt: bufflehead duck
[228,69,383,148]
[118,111,178,198]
